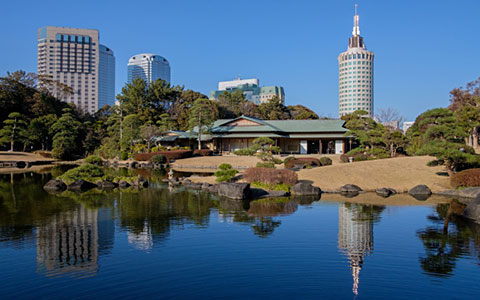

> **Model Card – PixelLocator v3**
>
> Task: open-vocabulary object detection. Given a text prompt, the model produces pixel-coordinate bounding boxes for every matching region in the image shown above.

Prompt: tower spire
[352,4,360,36]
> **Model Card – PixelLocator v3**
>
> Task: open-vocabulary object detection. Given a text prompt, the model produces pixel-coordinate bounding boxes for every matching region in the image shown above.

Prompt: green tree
[122,114,141,154]
[257,96,290,120]
[140,124,162,151]
[51,109,81,160]
[28,114,57,150]
[189,98,218,150]
[217,90,247,118]
[287,105,319,119]
[383,130,407,158]
[0,112,28,151]
[251,137,281,164]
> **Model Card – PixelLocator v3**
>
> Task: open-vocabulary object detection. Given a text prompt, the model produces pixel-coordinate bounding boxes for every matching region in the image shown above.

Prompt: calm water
[0,170,479,299]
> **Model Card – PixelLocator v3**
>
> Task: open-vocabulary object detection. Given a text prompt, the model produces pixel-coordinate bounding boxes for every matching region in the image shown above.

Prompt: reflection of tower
[36,204,99,277]
[127,221,153,251]
[338,203,373,296]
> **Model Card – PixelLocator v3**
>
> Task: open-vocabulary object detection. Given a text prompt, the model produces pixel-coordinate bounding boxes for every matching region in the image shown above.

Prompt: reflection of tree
[417,200,480,278]
[117,188,216,250]
[218,197,298,238]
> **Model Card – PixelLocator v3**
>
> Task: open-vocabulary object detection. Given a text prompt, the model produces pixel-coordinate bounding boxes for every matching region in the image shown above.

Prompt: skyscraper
[127,53,171,85]
[37,26,115,114]
[338,5,374,117]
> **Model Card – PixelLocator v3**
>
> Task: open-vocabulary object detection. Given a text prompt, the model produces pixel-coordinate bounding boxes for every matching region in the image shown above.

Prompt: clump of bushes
[193,149,213,156]
[134,150,193,161]
[151,154,167,165]
[57,164,104,184]
[256,162,275,168]
[427,159,444,167]
[284,157,321,169]
[451,168,480,188]
[84,155,103,166]
[341,147,390,163]
[214,163,238,182]
[234,148,257,156]
[319,157,332,166]
[243,167,298,186]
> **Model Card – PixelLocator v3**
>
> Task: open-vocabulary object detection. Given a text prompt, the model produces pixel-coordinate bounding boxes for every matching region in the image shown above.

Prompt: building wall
[98,44,115,109]
[127,53,170,85]
[38,26,101,114]
[218,78,259,91]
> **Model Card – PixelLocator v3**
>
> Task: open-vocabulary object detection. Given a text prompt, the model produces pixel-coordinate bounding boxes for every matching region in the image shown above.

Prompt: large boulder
[98,181,117,189]
[201,182,211,190]
[207,184,219,194]
[67,180,97,192]
[409,185,432,200]
[291,182,321,197]
[339,184,363,193]
[217,182,251,200]
[376,188,397,198]
[463,196,480,221]
[43,179,67,193]
[437,187,480,199]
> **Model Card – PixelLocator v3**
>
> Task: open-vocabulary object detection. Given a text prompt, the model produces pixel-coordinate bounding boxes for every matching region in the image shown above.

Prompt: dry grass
[298,156,451,193]
[320,193,450,206]
[0,151,55,162]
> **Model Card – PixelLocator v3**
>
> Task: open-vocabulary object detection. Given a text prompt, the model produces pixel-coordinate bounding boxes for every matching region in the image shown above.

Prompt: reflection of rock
[338,203,374,296]
[67,180,97,192]
[218,198,250,212]
[247,198,298,217]
[375,188,396,198]
[409,185,432,201]
[463,196,480,221]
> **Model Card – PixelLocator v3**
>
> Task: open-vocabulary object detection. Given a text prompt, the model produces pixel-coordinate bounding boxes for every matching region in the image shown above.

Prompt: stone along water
[0,171,479,299]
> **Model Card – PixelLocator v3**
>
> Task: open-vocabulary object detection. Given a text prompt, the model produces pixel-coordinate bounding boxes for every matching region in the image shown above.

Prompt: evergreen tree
[189,98,218,150]
[0,112,28,151]
[51,109,80,160]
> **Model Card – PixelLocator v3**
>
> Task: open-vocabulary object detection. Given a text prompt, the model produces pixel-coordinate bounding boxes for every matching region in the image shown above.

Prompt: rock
[207,184,219,194]
[129,161,138,168]
[118,181,130,188]
[67,180,97,192]
[463,195,480,221]
[43,179,67,192]
[437,187,480,199]
[291,182,321,196]
[339,184,363,193]
[376,188,397,198]
[15,161,27,168]
[201,182,211,190]
[183,179,192,184]
[98,181,117,189]
[409,185,432,200]
[217,182,251,200]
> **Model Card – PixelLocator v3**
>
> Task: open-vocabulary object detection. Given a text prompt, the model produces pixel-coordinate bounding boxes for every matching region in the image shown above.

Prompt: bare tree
[375,107,404,124]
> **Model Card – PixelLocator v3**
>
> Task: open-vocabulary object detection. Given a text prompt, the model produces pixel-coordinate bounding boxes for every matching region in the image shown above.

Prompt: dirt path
[298,156,450,193]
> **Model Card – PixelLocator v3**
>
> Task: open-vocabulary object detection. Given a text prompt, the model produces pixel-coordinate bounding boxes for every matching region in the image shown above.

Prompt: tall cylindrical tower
[338,5,374,117]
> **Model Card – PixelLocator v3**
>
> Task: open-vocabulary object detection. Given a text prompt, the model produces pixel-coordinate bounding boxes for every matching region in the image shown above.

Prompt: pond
[0,170,479,299]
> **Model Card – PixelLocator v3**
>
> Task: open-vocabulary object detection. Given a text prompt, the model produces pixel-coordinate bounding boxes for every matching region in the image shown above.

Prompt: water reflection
[417,200,480,278]
[338,202,385,296]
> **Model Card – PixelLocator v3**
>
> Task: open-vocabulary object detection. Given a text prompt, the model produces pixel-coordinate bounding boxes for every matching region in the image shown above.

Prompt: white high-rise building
[37,26,115,114]
[338,5,375,117]
[127,53,171,85]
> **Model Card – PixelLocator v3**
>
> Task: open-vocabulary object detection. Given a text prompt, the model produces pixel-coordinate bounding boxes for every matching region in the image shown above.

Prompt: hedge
[451,168,480,188]
[284,157,321,169]
[193,149,213,156]
[243,167,297,186]
[134,150,193,161]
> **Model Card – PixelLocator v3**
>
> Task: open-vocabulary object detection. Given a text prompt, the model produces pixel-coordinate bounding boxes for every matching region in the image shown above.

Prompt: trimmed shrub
[234,148,257,156]
[451,168,480,188]
[319,157,332,166]
[283,156,296,166]
[134,150,193,161]
[84,155,103,166]
[244,168,298,186]
[284,157,321,169]
[340,154,349,163]
[427,159,444,167]
[214,163,238,182]
[256,162,275,168]
[193,149,213,156]
[57,164,104,185]
[151,154,167,164]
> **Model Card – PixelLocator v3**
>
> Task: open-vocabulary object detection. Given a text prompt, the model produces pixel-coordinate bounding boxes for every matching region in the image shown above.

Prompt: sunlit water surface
[0,171,479,299]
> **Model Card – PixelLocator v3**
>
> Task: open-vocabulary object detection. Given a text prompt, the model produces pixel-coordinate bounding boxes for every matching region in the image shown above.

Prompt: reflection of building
[338,203,373,296]
[36,205,114,277]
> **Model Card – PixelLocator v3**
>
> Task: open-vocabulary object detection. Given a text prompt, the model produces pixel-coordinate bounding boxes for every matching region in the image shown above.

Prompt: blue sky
[1,0,479,120]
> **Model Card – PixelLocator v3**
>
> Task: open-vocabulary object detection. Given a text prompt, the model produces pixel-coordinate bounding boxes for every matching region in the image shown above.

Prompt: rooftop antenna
[352,4,360,36]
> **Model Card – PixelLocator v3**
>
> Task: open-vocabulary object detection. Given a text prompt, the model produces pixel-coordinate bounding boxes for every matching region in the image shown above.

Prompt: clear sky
[1,0,479,121]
